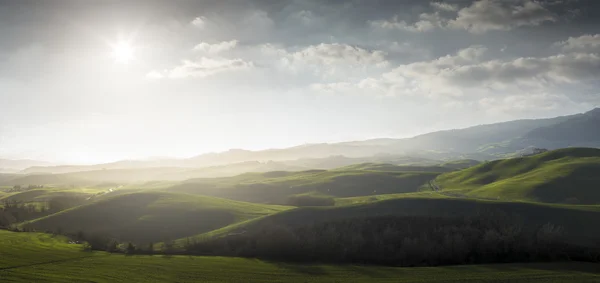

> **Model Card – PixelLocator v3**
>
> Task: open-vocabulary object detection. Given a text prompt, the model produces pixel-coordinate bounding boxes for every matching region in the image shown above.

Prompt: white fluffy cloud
[191,16,207,28]
[290,43,388,68]
[431,2,459,12]
[556,34,600,52]
[372,0,556,34]
[370,12,446,32]
[313,40,600,110]
[193,40,238,54]
[147,57,253,79]
[449,0,556,33]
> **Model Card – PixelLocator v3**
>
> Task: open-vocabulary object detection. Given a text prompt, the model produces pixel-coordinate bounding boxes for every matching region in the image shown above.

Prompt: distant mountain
[20,108,600,174]
[523,108,600,143]
[397,115,575,153]
[0,159,54,172]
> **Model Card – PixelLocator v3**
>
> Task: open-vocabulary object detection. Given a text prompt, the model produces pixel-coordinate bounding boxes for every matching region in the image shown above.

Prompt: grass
[193,197,600,245]
[0,230,598,282]
[332,163,454,172]
[0,187,105,203]
[167,169,442,204]
[334,191,448,206]
[22,191,291,243]
[436,148,600,204]
[440,159,481,170]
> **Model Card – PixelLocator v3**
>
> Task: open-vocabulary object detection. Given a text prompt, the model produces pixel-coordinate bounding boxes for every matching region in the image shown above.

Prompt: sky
[0,0,599,164]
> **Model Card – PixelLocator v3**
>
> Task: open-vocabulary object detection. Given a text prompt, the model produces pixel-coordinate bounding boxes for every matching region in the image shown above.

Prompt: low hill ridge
[436,148,600,204]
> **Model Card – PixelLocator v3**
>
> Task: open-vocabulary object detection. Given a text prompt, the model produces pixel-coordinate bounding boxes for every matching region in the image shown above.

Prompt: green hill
[333,163,454,172]
[192,197,600,250]
[440,159,481,170]
[2,230,598,282]
[23,191,290,243]
[435,148,600,204]
[0,173,88,187]
[167,168,442,204]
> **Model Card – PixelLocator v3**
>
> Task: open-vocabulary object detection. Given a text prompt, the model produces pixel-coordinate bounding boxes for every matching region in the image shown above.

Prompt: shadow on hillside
[344,265,391,277]
[269,261,329,275]
[436,262,600,274]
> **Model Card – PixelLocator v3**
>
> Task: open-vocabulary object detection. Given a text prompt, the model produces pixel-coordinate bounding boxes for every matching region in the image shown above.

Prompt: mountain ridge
[13,108,600,174]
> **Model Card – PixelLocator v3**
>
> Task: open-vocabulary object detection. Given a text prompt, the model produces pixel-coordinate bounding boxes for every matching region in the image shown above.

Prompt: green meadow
[1,230,598,282]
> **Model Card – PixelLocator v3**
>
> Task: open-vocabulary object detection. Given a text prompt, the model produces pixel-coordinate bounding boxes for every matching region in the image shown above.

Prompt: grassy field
[1,230,598,282]
[22,191,290,243]
[436,148,600,204]
[0,187,106,203]
[167,168,442,204]
[334,191,448,206]
[192,197,600,245]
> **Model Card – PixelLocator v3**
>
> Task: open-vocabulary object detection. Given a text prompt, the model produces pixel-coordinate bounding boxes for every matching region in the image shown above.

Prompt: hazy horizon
[1,0,600,163]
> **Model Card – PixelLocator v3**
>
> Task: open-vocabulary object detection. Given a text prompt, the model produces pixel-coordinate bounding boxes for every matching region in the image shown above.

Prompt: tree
[107,241,118,252]
[147,242,154,254]
[126,242,136,254]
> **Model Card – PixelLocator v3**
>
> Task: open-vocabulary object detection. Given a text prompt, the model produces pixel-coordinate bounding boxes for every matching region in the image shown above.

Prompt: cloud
[290,43,388,68]
[313,41,600,107]
[556,34,600,52]
[148,57,253,79]
[242,10,273,29]
[370,12,446,32]
[430,2,458,12]
[448,0,556,33]
[372,0,556,34]
[145,70,165,79]
[290,10,316,25]
[191,16,207,28]
[193,40,238,54]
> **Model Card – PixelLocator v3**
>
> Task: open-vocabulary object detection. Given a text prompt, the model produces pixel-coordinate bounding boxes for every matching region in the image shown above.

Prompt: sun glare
[110,40,135,64]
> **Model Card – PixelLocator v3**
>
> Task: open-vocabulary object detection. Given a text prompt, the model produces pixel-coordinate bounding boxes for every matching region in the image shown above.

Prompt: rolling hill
[193,197,600,247]
[166,166,443,204]
[435,148,600,204]
[12,108,599,176]
[23,191,290,243]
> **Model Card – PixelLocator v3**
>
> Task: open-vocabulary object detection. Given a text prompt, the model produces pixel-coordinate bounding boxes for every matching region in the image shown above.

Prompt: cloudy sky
[1,0,599,163]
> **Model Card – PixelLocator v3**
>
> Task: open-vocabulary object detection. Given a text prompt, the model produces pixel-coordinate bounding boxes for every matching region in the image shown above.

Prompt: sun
[110,40,135,64]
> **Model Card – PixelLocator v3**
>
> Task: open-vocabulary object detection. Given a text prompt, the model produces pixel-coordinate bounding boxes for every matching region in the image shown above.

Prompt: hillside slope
[196,197,600,247]
[2,230,598,283]
[23,191,290,243]
[436,148,600,204]
[167,167,442,204]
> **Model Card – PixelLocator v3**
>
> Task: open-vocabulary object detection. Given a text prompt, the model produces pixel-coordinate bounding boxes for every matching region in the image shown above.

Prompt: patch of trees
[183,215,600,266]
[0,196,85,228]
[3,185,44,193]
[0,201,48,228]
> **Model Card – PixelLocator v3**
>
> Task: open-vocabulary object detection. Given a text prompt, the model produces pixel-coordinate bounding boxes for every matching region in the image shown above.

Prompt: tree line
[0,196,84,228]
[182,214,600,266]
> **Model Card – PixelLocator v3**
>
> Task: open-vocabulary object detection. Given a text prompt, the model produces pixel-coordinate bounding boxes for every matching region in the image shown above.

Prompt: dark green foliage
[126,242,136,254]
[0,200,48,227]
[185,215,599,266]
[204,198,600,247]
